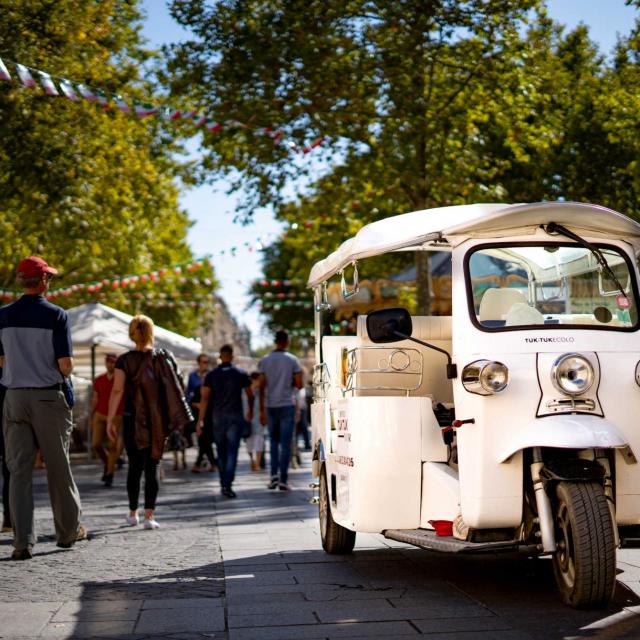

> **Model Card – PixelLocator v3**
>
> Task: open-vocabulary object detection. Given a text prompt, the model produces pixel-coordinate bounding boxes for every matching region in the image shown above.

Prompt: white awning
[307,201,640,287]
[67,303,201,378]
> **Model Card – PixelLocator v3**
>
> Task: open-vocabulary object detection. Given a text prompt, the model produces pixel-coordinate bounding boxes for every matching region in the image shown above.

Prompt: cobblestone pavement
[2,447,640,639]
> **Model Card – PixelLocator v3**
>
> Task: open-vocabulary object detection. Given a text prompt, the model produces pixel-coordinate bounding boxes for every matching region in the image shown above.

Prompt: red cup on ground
[428,519,453,537]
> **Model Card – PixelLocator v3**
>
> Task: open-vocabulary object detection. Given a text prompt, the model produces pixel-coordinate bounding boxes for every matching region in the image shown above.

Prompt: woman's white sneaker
[143,518,160,530]
[125,513,139,526]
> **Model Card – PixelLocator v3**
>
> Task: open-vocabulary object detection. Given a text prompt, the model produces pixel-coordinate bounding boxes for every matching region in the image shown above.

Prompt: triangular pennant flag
[192,113,206,127]
[0,57,11,81]
[169,109,183,121]
[16,64,36,88]
[181,109,197,120]
[115,96,131,114]
[38,71,59,96]
[59,79,79,101]
[205,119,222,132]
[94,89,109,109]
[77,84,97,101]
[134,101,157,118]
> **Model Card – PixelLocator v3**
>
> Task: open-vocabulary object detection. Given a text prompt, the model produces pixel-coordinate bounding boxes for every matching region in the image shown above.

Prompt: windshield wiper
[544,222,628,301]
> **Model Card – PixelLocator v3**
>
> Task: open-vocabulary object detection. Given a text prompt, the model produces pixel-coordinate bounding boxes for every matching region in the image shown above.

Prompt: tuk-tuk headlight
[462,360,509,395]
[551,353,594,396]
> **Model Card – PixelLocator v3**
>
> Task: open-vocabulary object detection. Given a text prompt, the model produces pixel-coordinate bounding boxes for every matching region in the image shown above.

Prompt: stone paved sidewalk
[2,447,640,639]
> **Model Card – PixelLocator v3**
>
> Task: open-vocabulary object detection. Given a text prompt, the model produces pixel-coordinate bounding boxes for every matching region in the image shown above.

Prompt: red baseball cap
[16,256,59,279]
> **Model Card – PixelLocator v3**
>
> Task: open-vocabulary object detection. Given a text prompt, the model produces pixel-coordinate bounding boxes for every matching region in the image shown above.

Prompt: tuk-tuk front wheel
[552,481,616,608]
[319,465,356,554]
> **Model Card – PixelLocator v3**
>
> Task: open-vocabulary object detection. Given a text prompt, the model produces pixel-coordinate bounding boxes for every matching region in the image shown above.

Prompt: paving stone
[41,619,136,637]
[228,620,418,639]
[135,607,225,634]
[228,610,318,628]
[0,602,60,636]
[141,597,223,609]
[52,600,142,621]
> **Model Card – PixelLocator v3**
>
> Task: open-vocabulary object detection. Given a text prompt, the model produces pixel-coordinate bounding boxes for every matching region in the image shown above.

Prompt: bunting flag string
[0,56,326,155]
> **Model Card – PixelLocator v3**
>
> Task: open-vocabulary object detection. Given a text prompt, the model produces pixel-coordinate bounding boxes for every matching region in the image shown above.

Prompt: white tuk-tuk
[308,202,640,609]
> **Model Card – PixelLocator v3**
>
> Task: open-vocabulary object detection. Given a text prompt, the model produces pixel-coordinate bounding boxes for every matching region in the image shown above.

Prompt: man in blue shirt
[0,257,84,560]
[259,330,302,491]
[197,345,252,498]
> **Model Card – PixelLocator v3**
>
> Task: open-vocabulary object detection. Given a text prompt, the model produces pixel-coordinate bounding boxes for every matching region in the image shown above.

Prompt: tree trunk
[416,251,431,316]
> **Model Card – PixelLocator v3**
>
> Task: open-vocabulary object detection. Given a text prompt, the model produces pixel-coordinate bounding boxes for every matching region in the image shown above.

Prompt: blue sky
[140,0,638,347]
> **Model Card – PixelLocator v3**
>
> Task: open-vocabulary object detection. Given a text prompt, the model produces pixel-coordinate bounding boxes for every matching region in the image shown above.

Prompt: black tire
[319,465,356,554]
[552,481,616,608]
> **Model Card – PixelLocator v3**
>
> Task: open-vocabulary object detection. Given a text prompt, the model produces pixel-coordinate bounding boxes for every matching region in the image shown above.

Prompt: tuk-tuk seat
[478,288,527,326]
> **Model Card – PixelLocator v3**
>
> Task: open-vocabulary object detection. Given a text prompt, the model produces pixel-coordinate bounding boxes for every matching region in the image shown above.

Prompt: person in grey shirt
[258,330,302,491]
[0,256,85,560]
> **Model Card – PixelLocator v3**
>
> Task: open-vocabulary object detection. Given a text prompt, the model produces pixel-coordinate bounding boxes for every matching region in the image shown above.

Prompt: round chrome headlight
[551,353,594,396]
[462,360,509,395]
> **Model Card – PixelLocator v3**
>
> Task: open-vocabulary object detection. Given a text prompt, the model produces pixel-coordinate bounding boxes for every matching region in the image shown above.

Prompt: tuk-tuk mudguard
[497,415,629,464]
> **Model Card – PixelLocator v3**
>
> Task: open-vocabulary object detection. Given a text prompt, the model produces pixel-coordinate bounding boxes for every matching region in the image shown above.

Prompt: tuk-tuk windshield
[466,243,638,331]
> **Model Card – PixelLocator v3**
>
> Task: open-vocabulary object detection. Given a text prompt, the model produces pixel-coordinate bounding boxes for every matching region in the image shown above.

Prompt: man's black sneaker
[268,476,279,490]
[103,474,113,488]
[11,548,32,561]
[116,457,124,470]
[222,487,237,498]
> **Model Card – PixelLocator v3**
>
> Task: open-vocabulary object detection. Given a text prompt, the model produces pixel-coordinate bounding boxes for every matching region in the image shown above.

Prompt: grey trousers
[3,389,82,550]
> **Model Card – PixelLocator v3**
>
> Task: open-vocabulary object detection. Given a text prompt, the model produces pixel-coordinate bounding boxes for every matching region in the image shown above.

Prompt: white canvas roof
[67,302,202,361]
[307,201,640,287]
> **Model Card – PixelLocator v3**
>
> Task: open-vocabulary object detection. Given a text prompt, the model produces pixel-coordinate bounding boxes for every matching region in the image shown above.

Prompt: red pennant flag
[205,119,223,132]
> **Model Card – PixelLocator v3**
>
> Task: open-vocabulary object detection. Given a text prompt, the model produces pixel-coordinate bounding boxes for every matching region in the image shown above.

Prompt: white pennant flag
[59,80,79,101]
[77,84,96,101]
[115,96,131,114]
[0,57,11,81]
[94,89,109,108]
[16,64,36,88]
[38,71,59,96]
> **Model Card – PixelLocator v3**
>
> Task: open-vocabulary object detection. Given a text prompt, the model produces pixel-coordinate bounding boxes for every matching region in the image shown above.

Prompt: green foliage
[0,0,215,336]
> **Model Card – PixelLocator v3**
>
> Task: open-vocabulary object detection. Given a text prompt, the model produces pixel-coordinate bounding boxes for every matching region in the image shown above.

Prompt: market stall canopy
[67,302,201,378]
[307,202,640,287]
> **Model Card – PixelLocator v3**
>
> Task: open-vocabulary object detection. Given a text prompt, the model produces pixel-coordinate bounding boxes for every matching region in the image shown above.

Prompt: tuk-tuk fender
[497,415,629,463]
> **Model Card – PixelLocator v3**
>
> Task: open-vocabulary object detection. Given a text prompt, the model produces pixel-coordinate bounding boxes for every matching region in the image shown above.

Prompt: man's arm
[293,371,303,390]
[197,385,211,436]
[58,357,74,377]
[91,385,98,415]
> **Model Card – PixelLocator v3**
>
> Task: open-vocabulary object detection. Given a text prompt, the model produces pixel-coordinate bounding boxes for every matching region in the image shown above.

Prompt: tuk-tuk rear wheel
[319,465,356,554]
[552,481,616,608]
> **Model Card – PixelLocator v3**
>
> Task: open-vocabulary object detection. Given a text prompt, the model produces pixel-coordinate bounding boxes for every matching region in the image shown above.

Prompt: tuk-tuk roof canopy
[307,201,640,287]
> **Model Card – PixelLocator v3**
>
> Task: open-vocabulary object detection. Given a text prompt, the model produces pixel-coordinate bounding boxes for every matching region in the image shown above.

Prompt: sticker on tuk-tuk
[617,294,631,310]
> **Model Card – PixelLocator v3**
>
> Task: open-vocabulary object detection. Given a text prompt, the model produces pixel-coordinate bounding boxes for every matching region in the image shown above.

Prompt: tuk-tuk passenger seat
[478,287,527,327]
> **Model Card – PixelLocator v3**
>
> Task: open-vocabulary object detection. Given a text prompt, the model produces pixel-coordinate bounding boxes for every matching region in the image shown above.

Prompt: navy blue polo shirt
[203,362,251,419]
[0,295,73,388]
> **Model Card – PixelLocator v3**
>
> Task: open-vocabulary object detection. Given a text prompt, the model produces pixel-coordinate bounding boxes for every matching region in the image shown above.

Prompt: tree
[0,0,215,335]
[168,0,550,312]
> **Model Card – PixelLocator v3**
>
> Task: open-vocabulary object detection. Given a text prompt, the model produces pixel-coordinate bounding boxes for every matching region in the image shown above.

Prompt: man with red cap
[0,256,85,560]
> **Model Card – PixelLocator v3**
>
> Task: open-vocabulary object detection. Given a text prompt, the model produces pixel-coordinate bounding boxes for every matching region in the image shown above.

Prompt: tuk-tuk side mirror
[366,308,413,343]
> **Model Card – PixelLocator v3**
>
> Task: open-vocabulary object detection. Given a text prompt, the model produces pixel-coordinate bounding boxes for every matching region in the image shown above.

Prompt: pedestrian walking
[91,353,124,487]
[0,256,85,560]
[245,372,265,471]
[106,315,192,529]
[187,354,217,473]
[197,345,252,498]
[258,330,302,491]
[0,371,10,533]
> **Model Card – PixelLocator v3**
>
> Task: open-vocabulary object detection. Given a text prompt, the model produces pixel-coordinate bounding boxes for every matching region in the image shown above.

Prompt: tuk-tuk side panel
[599,353,640,524]
[328,396,422,533]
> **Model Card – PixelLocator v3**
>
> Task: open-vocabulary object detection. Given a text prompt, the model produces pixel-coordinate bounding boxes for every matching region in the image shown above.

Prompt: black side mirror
[366,308,413,343]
